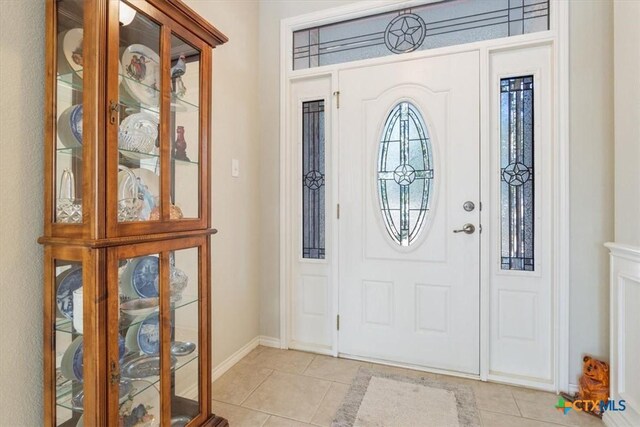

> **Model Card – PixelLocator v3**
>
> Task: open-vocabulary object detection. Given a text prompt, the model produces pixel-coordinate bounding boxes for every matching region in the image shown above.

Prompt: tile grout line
[511,390,524,417]
[215,398,316,425]
[307,380,335,425]
[481,407,593,427]
[238,368,276,406]
[301,353,318,375]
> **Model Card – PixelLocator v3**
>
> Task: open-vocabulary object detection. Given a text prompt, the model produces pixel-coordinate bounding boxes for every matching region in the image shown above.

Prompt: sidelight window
[302,100,326,259]
[500,76,534,271]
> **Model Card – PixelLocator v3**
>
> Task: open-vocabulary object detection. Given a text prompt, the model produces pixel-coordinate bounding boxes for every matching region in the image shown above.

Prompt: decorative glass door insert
[377,101,434,246]
[500,75,534,271]
[302,100,326,259]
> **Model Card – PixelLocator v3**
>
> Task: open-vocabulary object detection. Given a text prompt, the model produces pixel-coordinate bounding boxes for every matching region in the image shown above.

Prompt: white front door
[338,52,480,374]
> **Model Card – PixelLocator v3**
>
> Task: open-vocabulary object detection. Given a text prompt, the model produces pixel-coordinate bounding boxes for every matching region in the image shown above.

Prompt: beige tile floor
[211,346,604,427]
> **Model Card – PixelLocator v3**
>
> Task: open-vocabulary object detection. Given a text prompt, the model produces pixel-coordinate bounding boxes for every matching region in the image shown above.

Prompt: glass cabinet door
[52,258,85,426]
[170,247,202,422]
[169,34,201,220]
[47,246,102,427]
[108,1,209,234]
[114,251,163,426]
[109,238,205,425]
[54,0,84,225]
[115,2,162,224]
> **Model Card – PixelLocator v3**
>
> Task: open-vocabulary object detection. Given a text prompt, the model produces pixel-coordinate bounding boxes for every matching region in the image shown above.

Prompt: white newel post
[604,243,640,427]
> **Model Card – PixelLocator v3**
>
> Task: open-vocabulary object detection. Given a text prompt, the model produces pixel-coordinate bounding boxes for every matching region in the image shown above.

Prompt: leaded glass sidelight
[378,102,434,246]
[500,76,534,271]
[302,101,325,259]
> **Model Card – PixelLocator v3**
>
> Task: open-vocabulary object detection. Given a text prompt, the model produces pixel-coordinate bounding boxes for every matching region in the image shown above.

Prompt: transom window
[293,0,550,70]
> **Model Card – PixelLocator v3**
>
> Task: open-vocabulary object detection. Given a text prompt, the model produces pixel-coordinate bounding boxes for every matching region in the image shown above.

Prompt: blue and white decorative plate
[137,313,160,355]
[57,104,83,148]
[61,335,126,381]
[131,256,159,298]
[70,104,83,143]
[56,267,83,319]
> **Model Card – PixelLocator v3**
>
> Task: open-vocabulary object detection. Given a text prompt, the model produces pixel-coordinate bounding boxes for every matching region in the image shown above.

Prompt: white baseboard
[211,336,283,383]
[568,383,579,394]
[212,336,260,381]
[259,335,281,348]
[603,411,636,427]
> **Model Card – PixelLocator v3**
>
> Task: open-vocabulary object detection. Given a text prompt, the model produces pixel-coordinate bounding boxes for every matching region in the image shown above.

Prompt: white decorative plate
[59,29,124,84]
[60,28,84,78]
[121,44,161,107]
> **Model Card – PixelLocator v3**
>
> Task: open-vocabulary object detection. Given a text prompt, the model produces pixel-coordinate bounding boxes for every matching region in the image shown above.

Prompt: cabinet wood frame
[40,1,226,425]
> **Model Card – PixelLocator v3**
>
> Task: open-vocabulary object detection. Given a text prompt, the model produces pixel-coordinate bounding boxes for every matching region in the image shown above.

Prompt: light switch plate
[231,159,240,177]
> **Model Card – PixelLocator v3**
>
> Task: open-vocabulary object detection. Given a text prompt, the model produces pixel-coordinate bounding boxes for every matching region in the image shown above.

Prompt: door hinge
[337,203,340,219]
[333,90,340,109]
[110,360,120,385]
[336,314,340,331]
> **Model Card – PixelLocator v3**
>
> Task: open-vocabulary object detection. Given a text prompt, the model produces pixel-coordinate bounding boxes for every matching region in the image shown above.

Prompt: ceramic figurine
[578,356,609,416]
[170,54,187,98]
[171,54,186,78]
[174,126,190,161]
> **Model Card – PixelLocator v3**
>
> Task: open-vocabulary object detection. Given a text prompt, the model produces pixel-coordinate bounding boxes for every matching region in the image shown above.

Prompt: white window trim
[279,0,570,392]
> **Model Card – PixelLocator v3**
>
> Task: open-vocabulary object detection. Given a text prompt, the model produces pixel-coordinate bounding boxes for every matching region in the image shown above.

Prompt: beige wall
[184,0,262,367]
[0,1,45,424]
[568,0,614,386]
[258,0,615,389]
[257,0,360,339]
[613,0,640,247]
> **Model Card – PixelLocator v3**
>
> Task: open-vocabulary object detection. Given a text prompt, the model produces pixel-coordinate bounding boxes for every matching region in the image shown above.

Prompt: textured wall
[184,0,262,367]
[568,0,614,387]
[614,0,640,247]
[257,0,360,339]
[0,1,45,425]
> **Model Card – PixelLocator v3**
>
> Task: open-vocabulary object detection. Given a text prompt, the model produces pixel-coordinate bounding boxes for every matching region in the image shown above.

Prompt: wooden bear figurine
[578,355,609,416]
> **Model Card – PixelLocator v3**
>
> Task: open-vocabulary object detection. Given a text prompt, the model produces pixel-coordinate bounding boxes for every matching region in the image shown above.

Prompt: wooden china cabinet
[38,1,227,426]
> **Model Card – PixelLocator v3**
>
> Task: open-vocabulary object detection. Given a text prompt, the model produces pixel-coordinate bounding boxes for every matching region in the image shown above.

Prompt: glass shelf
[54,148,199,167]
[55,295,199,334]
[56,71,199,111]
[55,351,199,412]
[119,149,200,166]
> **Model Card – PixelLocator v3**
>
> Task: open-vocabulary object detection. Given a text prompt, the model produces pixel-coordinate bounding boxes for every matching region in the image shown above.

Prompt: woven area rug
[332,368,481,427]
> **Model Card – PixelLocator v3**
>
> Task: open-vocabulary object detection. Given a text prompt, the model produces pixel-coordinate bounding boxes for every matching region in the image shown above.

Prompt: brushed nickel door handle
[453,223,475,234]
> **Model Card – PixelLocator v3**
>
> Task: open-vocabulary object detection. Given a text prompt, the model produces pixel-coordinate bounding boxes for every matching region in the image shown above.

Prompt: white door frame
[279,0,570,392]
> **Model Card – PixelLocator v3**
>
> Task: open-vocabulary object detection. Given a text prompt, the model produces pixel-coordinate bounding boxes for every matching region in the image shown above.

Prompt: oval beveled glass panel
[377,102,434,246]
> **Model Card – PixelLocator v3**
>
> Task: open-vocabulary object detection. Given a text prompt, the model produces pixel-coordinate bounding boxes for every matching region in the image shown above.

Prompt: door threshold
[338,352,481,382]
